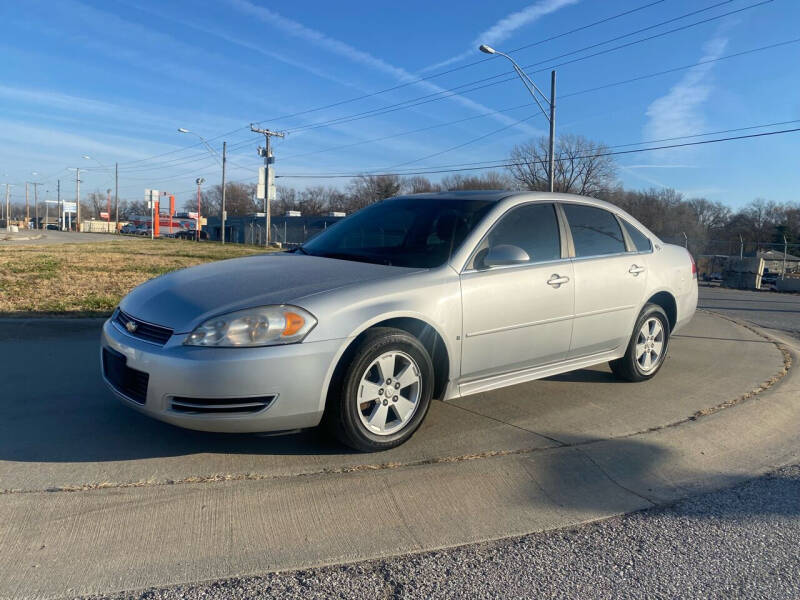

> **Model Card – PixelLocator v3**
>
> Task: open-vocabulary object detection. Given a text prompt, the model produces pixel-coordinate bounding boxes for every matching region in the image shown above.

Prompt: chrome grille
[113,309,173,345]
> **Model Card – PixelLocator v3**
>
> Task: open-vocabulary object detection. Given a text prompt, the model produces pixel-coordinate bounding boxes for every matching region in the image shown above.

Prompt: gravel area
[90,464,800,600]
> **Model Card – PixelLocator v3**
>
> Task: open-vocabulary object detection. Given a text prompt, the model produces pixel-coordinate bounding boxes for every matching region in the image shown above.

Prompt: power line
[272,38,799,174]
[281,0,774,135]
[51,33,800,194]
[275,127,800,179]
[248,0,669,128]
[80,0,773,177]
[103,2,668,171]
[353,118,800,174]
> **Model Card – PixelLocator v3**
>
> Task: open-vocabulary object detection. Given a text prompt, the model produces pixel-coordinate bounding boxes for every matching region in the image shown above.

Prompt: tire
[323,327,434,452]
[609,303,670,382]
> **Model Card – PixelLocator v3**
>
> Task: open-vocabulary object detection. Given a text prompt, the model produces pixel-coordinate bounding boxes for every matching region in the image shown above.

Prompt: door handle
[547,274,570,288]
[629,264,646,276]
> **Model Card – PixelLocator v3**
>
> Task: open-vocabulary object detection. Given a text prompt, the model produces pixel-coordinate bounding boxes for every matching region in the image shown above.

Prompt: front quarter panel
[297,267,463,411]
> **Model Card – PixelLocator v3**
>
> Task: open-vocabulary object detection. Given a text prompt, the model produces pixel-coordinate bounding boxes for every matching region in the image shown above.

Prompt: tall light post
[82,155,114,230]
[67,167,82,232]
[177,128,225,242]
[479,44,556,193]
[195,177,205,242]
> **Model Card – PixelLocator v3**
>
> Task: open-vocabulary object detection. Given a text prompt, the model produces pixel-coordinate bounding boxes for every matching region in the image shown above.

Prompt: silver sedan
[101,191,697,451]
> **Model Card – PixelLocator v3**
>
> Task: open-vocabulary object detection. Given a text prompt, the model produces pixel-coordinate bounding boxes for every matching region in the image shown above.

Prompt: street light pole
[221,141,227,245]
[75,168,81,232]
[4,184,11,232]
[114,162,119,233]
[548,70,556,194]
[479,44,557,192]
[177,128,225,243]
[195,177,205,242]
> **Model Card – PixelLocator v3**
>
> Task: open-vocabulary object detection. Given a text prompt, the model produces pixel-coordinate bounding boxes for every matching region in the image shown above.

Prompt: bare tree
[346,175,403,211]
[508,134,617,196]
[440,171,513,191]
[404,176,441,194]
[199,182,257,217]
[86,191,107,218]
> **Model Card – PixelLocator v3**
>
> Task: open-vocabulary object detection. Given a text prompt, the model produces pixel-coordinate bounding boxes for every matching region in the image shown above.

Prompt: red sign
[188,212,198,219]
[100,212,110,219]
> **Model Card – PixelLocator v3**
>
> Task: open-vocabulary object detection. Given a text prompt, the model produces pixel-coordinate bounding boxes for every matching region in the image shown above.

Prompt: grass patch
[0,237,272,317]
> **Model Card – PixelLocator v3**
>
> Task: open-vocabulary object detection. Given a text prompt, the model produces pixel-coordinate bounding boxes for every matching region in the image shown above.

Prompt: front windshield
[300,196,494,268]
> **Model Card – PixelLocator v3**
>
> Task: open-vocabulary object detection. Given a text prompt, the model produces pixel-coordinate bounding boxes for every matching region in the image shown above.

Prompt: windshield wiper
[291,246,311,255]
[318,252,391,266]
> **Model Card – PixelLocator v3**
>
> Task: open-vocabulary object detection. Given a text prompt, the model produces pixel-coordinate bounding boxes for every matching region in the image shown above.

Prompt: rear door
[562,203,648,358]
[459,202,574,381]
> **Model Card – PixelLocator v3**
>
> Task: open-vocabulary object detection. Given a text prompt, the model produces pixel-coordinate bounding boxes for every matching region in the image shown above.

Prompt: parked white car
[102,192,698,451]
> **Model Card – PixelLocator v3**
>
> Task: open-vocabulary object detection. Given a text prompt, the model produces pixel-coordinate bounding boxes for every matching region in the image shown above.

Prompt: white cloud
[644,36,729,143]
[225,0,539,136]
[421,0,580,72]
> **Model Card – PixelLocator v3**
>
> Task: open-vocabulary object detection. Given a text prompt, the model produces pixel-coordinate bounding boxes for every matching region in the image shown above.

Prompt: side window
[563,204,626,257]
[476,203,561,267]
[622,220,652,252]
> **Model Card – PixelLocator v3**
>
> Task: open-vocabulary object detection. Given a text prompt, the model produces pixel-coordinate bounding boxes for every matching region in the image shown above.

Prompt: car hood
[119,252,419,333]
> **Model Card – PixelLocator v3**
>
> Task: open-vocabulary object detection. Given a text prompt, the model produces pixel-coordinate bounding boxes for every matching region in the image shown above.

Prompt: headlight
[184,305,317,347]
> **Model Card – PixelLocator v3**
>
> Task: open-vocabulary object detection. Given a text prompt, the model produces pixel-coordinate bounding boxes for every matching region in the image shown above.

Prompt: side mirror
[484,244,530,267]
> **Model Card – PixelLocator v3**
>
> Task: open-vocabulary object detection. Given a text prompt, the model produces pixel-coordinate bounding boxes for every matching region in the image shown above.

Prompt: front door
[459,203,575,381]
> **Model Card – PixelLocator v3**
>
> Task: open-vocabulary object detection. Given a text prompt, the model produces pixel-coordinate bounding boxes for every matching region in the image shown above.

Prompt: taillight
[689,252,697,278]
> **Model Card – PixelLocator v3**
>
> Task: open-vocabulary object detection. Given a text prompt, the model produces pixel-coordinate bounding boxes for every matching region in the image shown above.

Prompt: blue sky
[1,0,798,209]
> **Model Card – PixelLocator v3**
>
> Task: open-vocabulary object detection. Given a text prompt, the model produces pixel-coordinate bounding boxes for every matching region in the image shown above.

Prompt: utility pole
[250,124,285,246]
[44,189,49,229]
[57,180,61,230]
[478,45,557,192]
[221,141,227,244]
[114,162,119,233]
[25,182,29,225]
[783,235,788,279]
[195,177,205,242]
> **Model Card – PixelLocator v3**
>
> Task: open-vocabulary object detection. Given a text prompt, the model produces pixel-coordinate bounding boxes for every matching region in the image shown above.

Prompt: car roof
[398,190,515,202]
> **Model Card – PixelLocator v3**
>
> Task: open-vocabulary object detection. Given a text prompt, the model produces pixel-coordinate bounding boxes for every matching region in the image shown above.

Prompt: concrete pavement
[0,310,798,598]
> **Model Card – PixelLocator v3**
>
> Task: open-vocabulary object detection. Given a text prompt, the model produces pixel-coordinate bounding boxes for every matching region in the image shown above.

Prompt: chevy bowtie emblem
[125,320,138,333]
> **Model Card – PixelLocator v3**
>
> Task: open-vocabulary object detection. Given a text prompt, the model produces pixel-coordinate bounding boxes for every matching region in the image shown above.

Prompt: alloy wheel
[356,351,421,435]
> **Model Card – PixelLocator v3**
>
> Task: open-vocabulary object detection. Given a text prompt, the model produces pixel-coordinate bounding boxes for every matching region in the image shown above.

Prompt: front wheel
[609,303,670,382]
[324,327,434,452]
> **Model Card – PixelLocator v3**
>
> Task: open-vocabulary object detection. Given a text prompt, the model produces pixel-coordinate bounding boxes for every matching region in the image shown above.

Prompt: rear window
[563,204,626,257]
[622,220,652,252]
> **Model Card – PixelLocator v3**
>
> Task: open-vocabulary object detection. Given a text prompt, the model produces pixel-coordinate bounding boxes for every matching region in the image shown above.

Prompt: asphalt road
[0,229,122,245]
[699,284,800,336]
[93,464,800,600]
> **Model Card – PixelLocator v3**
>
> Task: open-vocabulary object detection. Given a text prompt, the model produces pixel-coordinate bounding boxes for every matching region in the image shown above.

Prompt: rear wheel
[324,327,434,452]
[609,303,670,382]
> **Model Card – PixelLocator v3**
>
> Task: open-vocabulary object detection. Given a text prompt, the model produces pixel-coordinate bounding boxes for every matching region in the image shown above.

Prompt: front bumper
[100,318,345,433]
